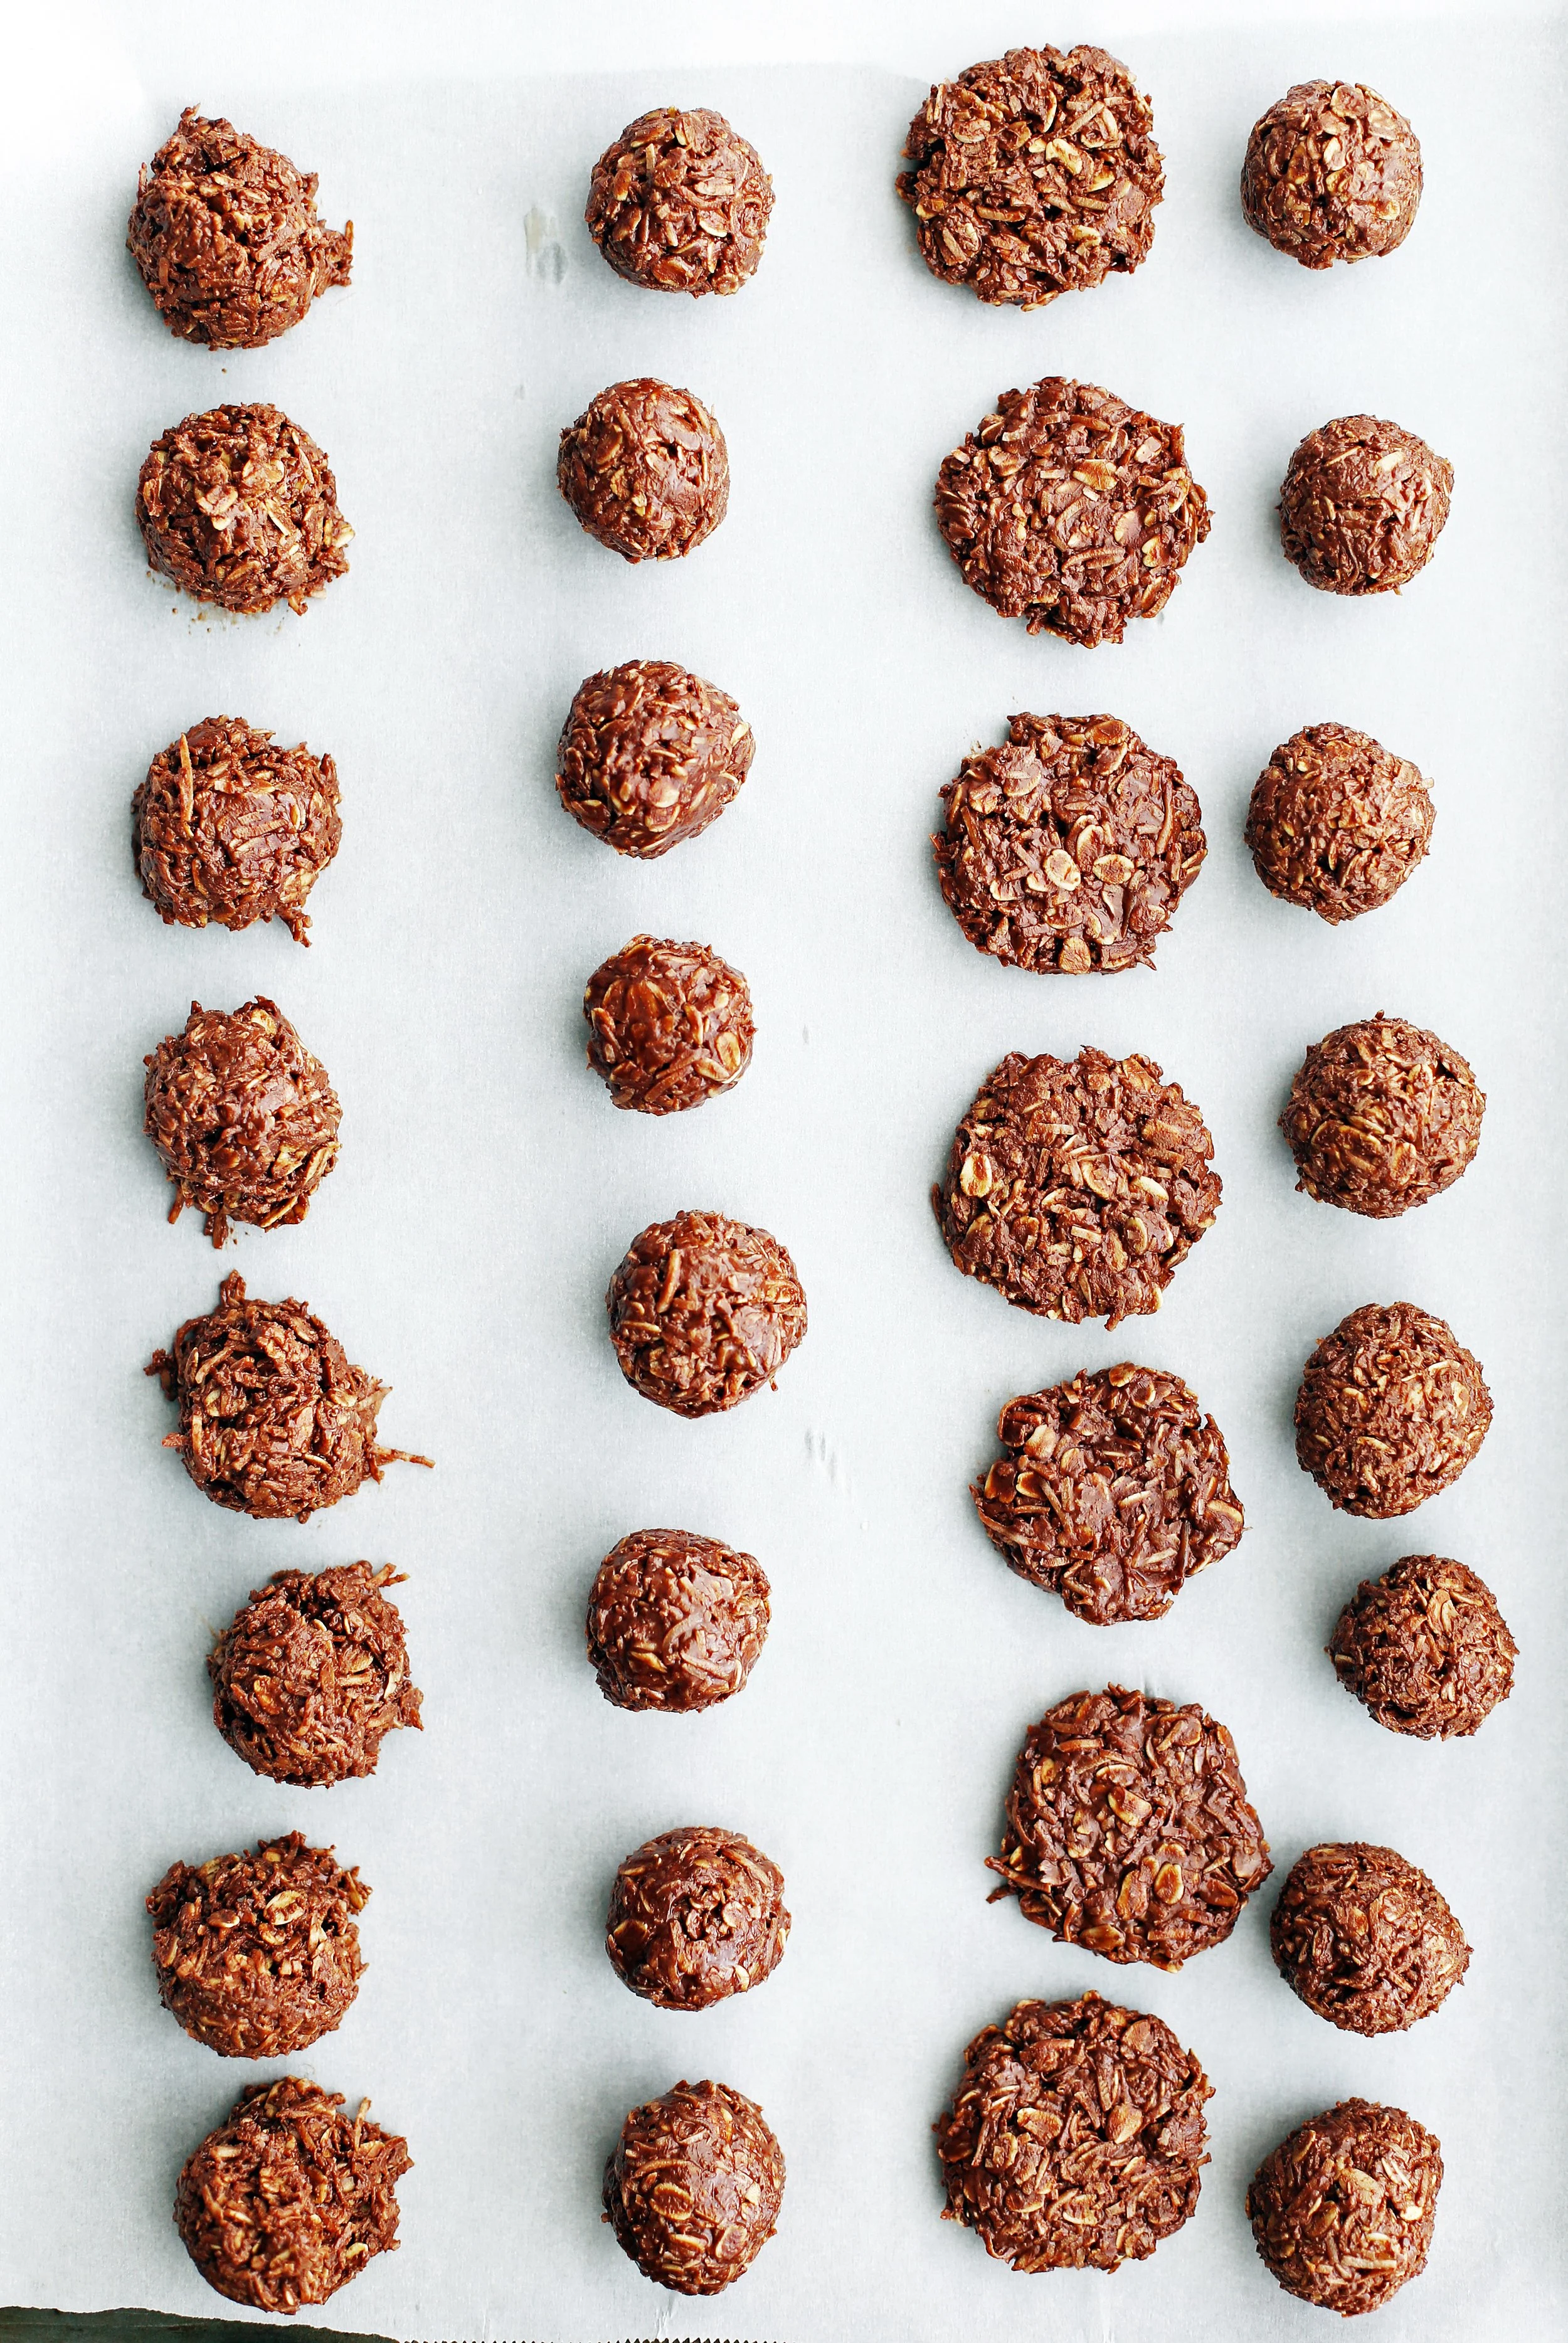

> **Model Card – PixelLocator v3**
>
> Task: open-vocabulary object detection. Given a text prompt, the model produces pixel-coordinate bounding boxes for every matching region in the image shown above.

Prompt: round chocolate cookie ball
[933,713,1205,974]
[1282,1014,1483,1219]
[1271,1842,1468,2036]
[210,1562,423,1785]
[935,378,1210,647]
[603,2079,784,2295]
[144,997,341,1246]
[558,379,728,562]
[586,1528,770,1713]
[1245,722,1433,924]
[897,46,1163,309]
[1330,1554,1516,1739]
[147,1272,431,1521]
[136,403,353,615]
[1279,415,1452,596]
[1295,1301,1491,1519]
[607,1826,788,2010]
[127,107,352,348]
[585,937,754,1113]
[556,660,753,858]
[988,1685,1271,1968]
[607,1211,807,1417]
[973,1365,1244,1624]
[935,1047,1222,1328]
[586,107,773,294]
[935,1993,1210,2272]
[1242,82,1421,268]
[134,717,342,944]
[1248,2099,1441,2316]
[147,1833,367,2057]
[175,2077,410,2313]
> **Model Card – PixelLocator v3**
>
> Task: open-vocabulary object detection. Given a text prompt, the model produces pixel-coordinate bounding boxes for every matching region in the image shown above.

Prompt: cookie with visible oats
[935,1992,1210,2272]
[933,713,1205,973]
[558,378,728,561]
[586,108,772,293]
[556,661,753,857]
[607,1211,806,1417]
[935,378,1210,647]
[1295,1302,1491,1518]
[136,403,352,615]
[973,1363,1244,1623]
[934,1047,1221,1329]
[607,1826,788,2010]
[134,717,342,944]
[209,1562,423,1786]
[1248,2099,1441,2316]
[143,997,341,1246]
[1242,82,1421,268]
[148,1833,368,2057]
[987,1685,1272,1969]
[1279,415,1451,596]
[603,2080,784,2295]
[1270,1843,1468,2036]
[898,45,1163,309]
[584,937,753,1112]
[1330,1555,1515,1738]
[585,1529,770,1713]
[1244,724,1432,923]
[1281,1014,1483,1219]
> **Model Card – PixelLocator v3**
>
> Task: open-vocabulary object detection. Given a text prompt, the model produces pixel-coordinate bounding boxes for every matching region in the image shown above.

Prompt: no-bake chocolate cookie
[988,1685,1271,1967]
[558,379,728,561]
[148,1833,368,2056]
[607,1826,788,2010]
[210,1562,422,1785]
[1295,1302,1491,1518]
[128,107,351,347]
[898,46,1163,309]
[1281,1015,1483,1218]
[587,108,772,294]
[1330,1555,1515,1739]
[147,1272,430,1521]
[604,2079,784,2294]
[1248,2099,1441,2316]
[1242,82,1421,268]
[586,1528,770,1713]
[585,937,753,1112]
[1244,724,1433,923]
[935,378,1210,647]
[935,1993,1210,2271]
[144,997,341,1245]
[137,403,352,615]
[935,1047,1221,1328]
[175,2076,410,2313]
[1271,1843,1468,2035]
[933,712,1204,973]
[557,661,753,856]
[134,717,341,944]
[1279,415,1451,596]
[973,1365,1244,1624]
[607,1211,806,1416]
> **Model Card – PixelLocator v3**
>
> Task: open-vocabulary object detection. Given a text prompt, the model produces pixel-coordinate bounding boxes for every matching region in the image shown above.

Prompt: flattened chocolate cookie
[898,46,1163,307]
[1244,723,1432,924]
[987,1685,1271,1968]
[1242,82,1421,268]
[586,1528,770,1713]
[603,2080,783,2295]
[558,379,728,561]
[1295,1302,1491,1518]
[1271,1843,1468,2035]
[936,378,1210,646]
[1282,1014,1483,1218]
[973,1364,1243,1623]
[1330,1555,1515,1738]
[607,1826,788,2010]
[1279,415,1451,595]
[148,1833,368,2056]
[587,108,772,293]
[935,1994,1210,2272]
[1248,2100,1441,2316]
[933,712,1204,973]
[935,1047,1221,1328]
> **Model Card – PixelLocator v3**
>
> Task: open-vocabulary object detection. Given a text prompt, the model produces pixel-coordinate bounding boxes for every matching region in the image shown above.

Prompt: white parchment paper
[3,4,1566,2337]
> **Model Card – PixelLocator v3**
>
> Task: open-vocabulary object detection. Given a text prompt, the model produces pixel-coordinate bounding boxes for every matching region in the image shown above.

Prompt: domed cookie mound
[935,1992,1210,2270]
[586,1528,770,1713]
[210,1562,422,1785]
[1271,1842,1468,2034]
[127,106,351,347]
[1244,723,1432,924]
[585,937,753,1113]
[1279,415,1451,596]
[988,1684,1271,1968]
[898,46,1163,308]
[174,2076,409,2312]
[1330,1554,1515,1738]
[1248,2099,1441,2316]
[136,403,352,615]
[1295,1301,1491,1518]
[607,1211,806,1417]
[607,1826,788,2009]
[557,662,753,857]
[1242,82,1421,268]
[603,2079,784,2295]
[1281,1014,1483,1218]
[147,1833,367,2056]
[558,379,728,561]
[134,717,341,944]
[144,997,341,1246]
[587,108,772,293]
